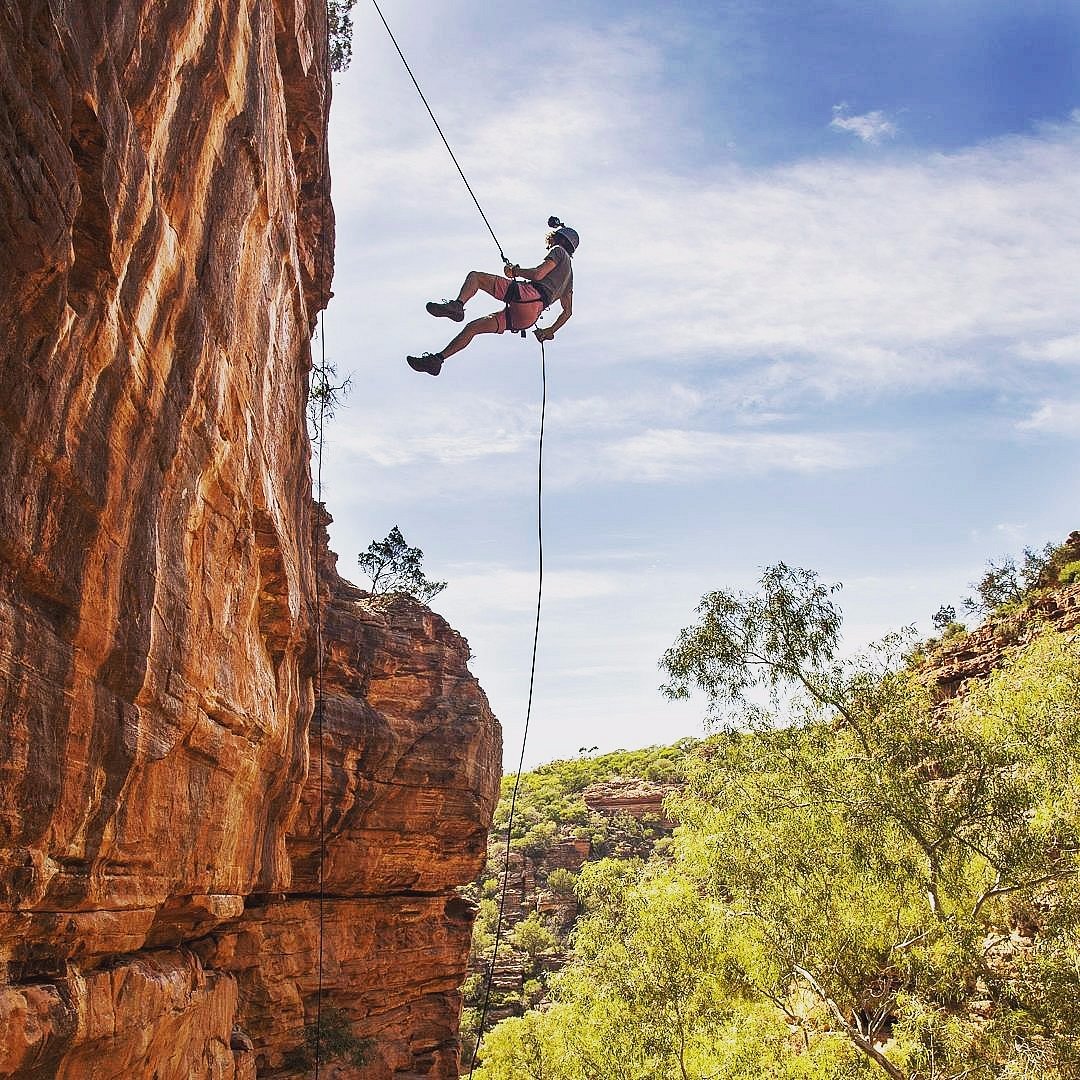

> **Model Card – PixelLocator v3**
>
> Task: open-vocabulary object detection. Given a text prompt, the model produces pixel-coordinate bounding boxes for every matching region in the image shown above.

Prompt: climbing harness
[467,341,546,1078]
[502,280,546,337]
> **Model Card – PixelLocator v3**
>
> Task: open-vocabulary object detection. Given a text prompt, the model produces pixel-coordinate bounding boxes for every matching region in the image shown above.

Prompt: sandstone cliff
[0,2,500,1076]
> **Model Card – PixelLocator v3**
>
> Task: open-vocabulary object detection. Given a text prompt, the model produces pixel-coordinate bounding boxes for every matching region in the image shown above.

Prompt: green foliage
[931,604,957,633]
[357,525,447,603]
[492,741,694,841]
[297,1006,372,1069]
[472,897,500,955]
[964,543,1050,616]
[544,868,577,897]
[513,820,557,858]
[509,913,558,960]
[474,561,1080,1080]
[522,978,544,1006]
[660,562,846,724]
[962,538,1076,618]
[327,1,357,71]
[308,357,351,441]
[1059,559,1080,586]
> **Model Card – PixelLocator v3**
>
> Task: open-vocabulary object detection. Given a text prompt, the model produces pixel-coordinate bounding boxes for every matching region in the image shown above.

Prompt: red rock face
[0,2,500,1076]
[582,777,679,827]
[928,579,1080,704]
[197,548,501,1076]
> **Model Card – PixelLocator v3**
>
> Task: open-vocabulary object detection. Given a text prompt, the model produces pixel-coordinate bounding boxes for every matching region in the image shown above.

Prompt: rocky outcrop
[0,2,499,1077]
[582,777,679,828]
[198,542,501,1077]
[928,581,1080,704]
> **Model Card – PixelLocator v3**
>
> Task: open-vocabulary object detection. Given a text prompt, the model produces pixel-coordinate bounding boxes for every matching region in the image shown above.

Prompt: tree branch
[792,966,909,1080]
[971,869,1077,919]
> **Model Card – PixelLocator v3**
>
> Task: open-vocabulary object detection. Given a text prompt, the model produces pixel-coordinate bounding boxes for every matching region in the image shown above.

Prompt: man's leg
[456,271,504,304]
[428,272,505,322]
[441,314,501,359]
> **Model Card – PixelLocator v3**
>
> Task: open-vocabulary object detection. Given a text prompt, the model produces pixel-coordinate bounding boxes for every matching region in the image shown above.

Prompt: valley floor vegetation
[472,558,1080,1080]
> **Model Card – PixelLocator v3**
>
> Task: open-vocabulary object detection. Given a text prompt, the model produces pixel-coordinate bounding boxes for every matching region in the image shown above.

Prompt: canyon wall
[0,2,499,1076]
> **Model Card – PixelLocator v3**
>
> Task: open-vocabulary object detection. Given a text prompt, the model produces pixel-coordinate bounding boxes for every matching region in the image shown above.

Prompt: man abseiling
[407,219,579,376]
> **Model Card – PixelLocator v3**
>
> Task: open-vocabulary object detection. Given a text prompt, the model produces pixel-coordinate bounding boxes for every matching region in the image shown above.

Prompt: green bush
[1058,559,1080,586]
[357,526,447,603]
[296,1006,372,1069]
[512,820,557,858]
[544,868,578,897]
[964,537,1077,618]
[522,978,544,1005]
[509,913,558,960]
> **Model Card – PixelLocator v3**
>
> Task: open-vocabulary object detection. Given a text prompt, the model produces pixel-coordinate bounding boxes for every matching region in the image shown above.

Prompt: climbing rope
[467,339,546,1077]
[312,12,334,1078]
[353,9,552,1073]
[313,311,329,1079]
[369,0,510,265]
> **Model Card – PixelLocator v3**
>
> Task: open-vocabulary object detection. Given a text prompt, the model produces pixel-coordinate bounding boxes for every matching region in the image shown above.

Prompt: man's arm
[535,292,572,342]
[504,258,556,281]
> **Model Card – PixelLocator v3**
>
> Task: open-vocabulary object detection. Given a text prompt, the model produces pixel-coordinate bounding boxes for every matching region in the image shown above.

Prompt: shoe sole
[425,302,464,322]
[407,357,442,376]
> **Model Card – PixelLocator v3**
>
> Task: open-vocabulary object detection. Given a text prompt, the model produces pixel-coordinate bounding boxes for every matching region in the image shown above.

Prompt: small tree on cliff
[358,526,447,604]
[327,1,357,71]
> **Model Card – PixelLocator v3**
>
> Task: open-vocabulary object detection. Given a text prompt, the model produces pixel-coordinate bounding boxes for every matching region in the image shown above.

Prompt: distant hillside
[459,742,695,1054]
[466,533,1080,1080]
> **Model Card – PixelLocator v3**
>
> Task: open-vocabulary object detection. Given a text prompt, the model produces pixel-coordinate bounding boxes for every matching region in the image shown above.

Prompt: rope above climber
[407,218,578,376]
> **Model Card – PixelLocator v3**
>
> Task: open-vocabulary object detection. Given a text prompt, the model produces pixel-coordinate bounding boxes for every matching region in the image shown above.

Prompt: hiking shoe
[407,352,444,376]
[425,299,465,322]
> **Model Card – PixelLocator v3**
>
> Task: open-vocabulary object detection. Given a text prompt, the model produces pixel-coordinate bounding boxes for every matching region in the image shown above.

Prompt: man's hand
[504,263,519,278]
[534,327,555,343]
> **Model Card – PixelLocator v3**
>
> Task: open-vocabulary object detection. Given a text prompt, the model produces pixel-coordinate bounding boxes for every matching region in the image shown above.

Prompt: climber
[406,218,579,376]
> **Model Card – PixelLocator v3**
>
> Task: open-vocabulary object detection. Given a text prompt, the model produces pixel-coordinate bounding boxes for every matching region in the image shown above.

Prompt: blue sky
[319,0,1080,767]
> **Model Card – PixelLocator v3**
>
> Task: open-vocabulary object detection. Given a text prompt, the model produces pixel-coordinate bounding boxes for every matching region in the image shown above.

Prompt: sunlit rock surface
[0,1,500,1075]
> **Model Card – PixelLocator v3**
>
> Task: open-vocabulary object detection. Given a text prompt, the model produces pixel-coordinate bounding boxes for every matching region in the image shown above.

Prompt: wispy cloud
[830,104,898,144]
[1018,400,1080,435]
[593,428,882,483]
[446,565,622,613]
[1018,334,1080,365]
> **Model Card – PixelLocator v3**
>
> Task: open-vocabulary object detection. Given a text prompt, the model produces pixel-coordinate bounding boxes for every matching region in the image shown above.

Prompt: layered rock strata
[199,550,500,1077]
[0,2,500,1076]
[582,777,679,828]
[928,581,1080,703]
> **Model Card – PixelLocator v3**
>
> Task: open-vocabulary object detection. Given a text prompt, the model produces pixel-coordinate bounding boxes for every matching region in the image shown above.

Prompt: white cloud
[1018,334,1080,364]
[445,565,622,614]
[593,428,881,483]
[830,104,898,143]
[1018,400,1080,436]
